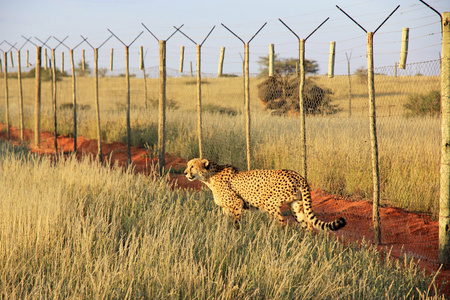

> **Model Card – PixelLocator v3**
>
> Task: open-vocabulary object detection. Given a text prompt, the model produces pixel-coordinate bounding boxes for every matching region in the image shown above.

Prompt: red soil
[1,124,448,296]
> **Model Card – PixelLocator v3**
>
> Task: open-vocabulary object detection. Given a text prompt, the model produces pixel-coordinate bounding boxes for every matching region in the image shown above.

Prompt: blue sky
[1,0,448,76]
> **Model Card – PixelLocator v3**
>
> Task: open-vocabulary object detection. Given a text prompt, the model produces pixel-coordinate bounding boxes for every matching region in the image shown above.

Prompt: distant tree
[98,68,108,77]
[354,66,368,84]
[22,67,67,81]
[257,54,319,76]
[75,60,91,77]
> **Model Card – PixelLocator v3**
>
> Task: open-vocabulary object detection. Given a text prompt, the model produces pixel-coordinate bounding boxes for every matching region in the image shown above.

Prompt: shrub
[257,75,339,116]
[403,90,440,117]
[202,104,239,116]
[354,66,368,84]
[59,103,91,111]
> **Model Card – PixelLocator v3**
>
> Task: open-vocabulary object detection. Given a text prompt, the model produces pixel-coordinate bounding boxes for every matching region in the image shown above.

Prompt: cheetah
[184,158,346,231]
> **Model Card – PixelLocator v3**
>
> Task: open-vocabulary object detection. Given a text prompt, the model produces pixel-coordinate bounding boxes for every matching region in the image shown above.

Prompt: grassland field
[0,74,441,218]
[0,142,445,298]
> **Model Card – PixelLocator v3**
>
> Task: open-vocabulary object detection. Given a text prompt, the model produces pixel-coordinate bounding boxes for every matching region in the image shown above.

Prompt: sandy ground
[1,124,448,296]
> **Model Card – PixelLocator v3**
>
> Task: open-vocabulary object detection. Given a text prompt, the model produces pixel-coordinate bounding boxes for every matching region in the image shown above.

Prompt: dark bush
[257,75,339,116]
[403,90,440,117]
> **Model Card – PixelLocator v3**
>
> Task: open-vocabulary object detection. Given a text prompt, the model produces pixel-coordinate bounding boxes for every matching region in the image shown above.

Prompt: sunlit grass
[0,143,443,298]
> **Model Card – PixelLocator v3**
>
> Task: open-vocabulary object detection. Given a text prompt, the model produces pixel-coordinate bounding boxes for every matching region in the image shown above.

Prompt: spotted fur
[184,158,346,231]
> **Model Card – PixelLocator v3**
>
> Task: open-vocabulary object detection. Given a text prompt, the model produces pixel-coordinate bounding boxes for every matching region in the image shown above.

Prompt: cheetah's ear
[202,159,210,169]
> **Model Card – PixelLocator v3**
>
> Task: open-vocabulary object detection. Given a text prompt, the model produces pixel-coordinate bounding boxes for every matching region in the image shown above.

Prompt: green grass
[0,142,444,299]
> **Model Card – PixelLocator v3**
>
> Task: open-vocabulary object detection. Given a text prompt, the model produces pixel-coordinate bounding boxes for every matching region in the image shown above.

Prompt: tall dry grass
[0,142,443,298]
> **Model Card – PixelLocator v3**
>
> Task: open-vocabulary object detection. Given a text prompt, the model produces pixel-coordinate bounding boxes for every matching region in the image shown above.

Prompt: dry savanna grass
[0,143,443,298]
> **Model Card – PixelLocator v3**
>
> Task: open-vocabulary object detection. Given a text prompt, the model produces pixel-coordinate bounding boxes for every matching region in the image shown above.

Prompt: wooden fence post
[61,52,64,73]
[299,39,307,179]
[439,11,450,266]
[35,46,42,146]
[51,49,58,151]
[197,44,203,158]
[328,41,336,78]
[94,48,103,161]
[82,49,85,70]
[44,48,48,70]
[218,47,225,77]
[125,46,131,165]
[399,27,409,69]
[179,46,184,73]
[141,47,148,110]
[346,52,352,118]
[158,40,166,175]
[110,48,114,71]
[269,43,274,77]
[244,43,251,171]
[17,51,24,141]
[3,52,10,139]
[367,32,381,245]
[70,49,77,153]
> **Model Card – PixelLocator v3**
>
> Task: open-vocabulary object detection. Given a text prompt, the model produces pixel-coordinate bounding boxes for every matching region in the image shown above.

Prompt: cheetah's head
[184,158,211,182]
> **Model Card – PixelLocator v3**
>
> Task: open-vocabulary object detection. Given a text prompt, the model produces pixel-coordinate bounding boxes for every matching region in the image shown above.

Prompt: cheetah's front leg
[222,207,242,229]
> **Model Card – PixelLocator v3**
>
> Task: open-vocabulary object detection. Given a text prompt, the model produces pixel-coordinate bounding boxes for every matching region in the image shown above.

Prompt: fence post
[3,52,9,139]
[94,48,102,160]
[328,41,336,78]
[35,46,41,146]
[269,44,274,77]
[299,39,307,179]
[196,44,203,158]
[221,22,266,171]
[439,11,450,266]
[125,45,131,165]
[218,47,225,77]
[69,49,78,152]
[176,25,215,159]
[367,31,381,244]
[278,17,329,180]
[140,46,148,110]
[244,43,251,171]
[83,34,112,161]
[337,4,399,246]
[44,48,48,70]
[61,52,64,73]
[108,30,143,166]
[159,40,166,174]
[110,48,113,71]
[346,52,352,117]
[179,46,184,73]
[142,24,182,175]
[399,27,409,69]
[17,51,24,141]
[51,49,57,151]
